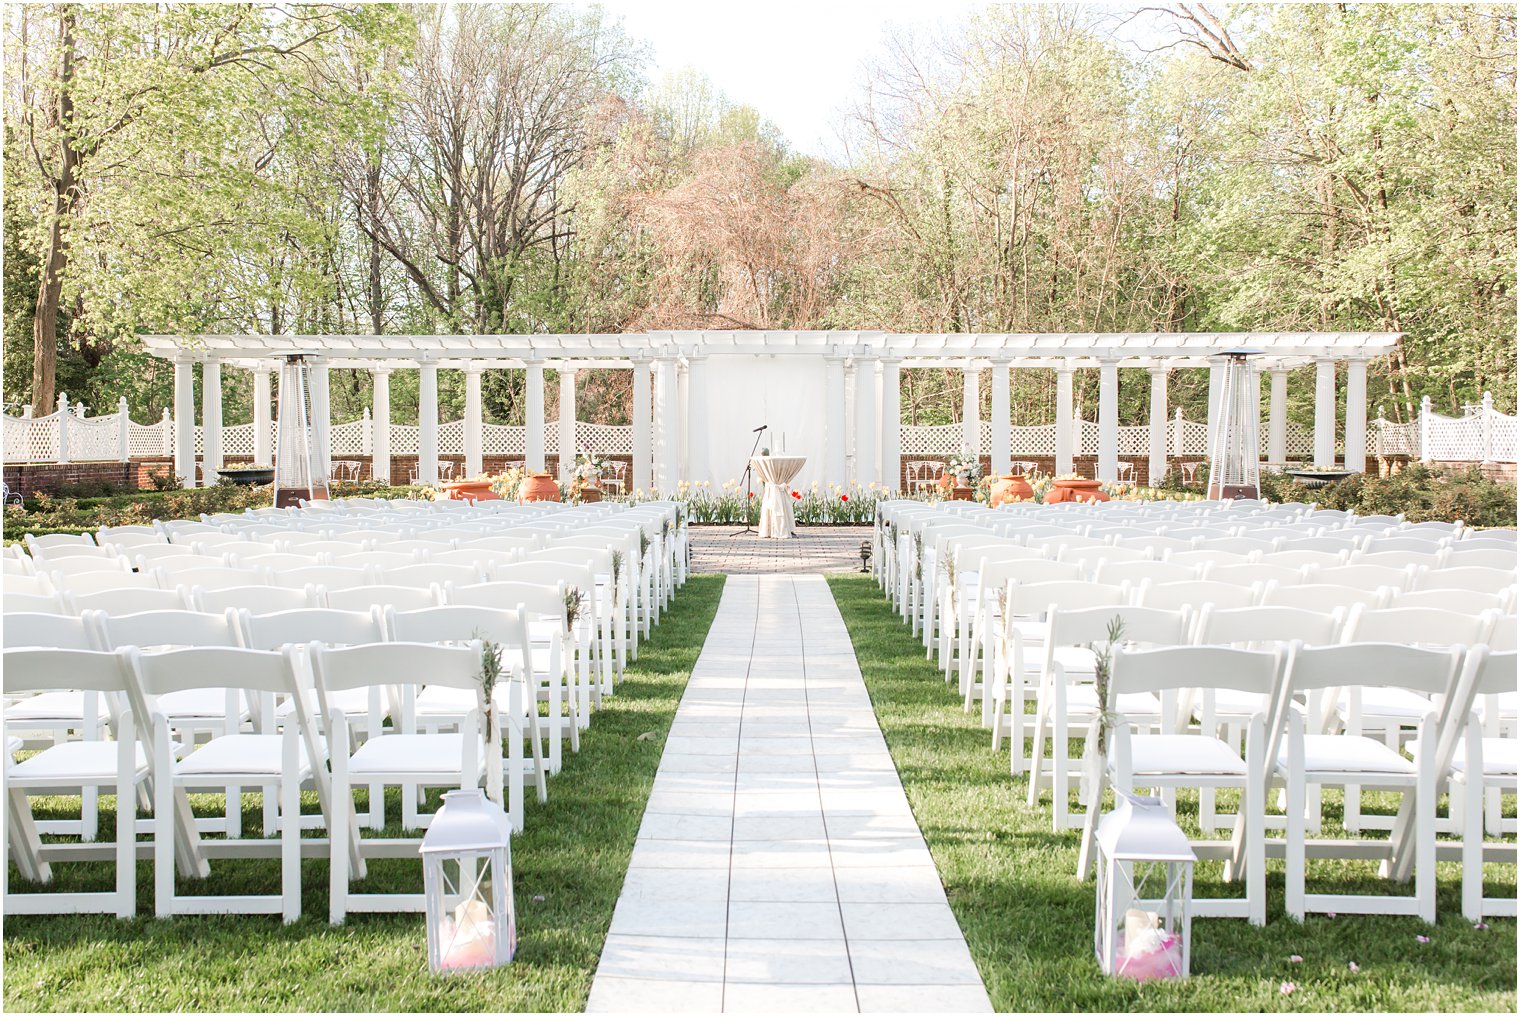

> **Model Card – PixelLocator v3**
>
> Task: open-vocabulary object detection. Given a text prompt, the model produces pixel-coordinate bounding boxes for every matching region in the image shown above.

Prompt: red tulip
[840,494,849,502]
[791,490,801,499]
[748,491,755,498]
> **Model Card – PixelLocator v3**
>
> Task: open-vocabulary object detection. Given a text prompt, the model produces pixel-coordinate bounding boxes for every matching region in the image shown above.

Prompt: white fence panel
[577,422,632,455]
[4,412,60,463]
[68,416,119,461]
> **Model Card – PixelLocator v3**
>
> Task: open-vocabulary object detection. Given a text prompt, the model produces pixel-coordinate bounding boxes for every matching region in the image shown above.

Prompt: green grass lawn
[2,575,725,1013]
[827,575,1516,1013]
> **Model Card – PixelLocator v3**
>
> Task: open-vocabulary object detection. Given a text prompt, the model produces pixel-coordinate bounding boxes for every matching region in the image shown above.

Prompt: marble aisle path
[586,574,993,1014]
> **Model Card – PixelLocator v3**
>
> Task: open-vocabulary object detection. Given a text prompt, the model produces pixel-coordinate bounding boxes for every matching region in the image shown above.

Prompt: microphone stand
[729,425,767,537]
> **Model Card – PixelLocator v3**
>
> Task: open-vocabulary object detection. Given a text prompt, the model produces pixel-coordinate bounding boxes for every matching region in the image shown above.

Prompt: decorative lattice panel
[127,420,170,458]
[4,413,60,463]
[577,422,633,455]
[481,424,523,454]
[1425,412,1483,462]
[222,423,255,456]
[389,424,420,454]
[900,424,966,454]
[1373,419,1419,457]
[67,416,120,461]
[1009,424,1057,455]
[330,419,368,455]
[1486,408,1518,462]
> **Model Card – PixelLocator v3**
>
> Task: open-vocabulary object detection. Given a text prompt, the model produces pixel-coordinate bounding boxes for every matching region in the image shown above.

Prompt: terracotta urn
[989,474,1034,507]
[518,472,561,503]
[1044,478,1109,504]
[440,478,500,502]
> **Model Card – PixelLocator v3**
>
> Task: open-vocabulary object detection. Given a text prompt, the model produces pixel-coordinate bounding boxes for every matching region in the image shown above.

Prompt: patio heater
[272,354,329,508]
[1207,348,1263,500]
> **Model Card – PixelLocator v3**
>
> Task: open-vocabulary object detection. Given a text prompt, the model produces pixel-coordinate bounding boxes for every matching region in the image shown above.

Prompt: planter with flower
[441,474,502,502]
[569,449,608,503]
[943,450,982,501]
[1045,472,1109,504]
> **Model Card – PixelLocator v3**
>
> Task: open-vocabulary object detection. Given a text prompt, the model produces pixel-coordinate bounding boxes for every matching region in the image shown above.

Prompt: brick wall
[896,456,1205,491]
[3,458,175,496]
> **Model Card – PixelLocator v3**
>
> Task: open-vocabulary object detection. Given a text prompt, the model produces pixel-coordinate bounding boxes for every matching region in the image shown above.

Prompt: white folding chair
[3,648,146,917]
[123,645,315,922]
[192,584,319,615]
[311,640,485,924]
[323,584,442,613]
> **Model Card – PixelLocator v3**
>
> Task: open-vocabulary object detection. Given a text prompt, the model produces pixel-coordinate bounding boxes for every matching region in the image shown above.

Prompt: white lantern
[1094,793,1195,981]
[421,789,516,974]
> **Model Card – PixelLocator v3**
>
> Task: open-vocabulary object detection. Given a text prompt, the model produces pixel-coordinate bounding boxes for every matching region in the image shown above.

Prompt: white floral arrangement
[572,447,608,485]
[946,449,981,484]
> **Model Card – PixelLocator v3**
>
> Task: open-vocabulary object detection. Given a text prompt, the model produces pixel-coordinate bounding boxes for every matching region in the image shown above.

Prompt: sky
[599,2,981,159]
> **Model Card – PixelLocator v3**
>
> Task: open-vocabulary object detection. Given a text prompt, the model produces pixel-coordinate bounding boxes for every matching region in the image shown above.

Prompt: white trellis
[1422,393,1517,464]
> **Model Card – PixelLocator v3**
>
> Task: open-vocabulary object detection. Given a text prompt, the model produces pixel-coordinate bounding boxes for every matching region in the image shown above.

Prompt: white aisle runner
[587,574,993,1013]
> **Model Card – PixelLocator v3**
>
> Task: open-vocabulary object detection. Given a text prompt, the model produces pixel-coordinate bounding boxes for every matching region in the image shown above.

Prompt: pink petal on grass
[1289,955,1303,964]
[1473,922,1489,931]
[1348,962,1360,973]
[1280,982,1296,995]
[1415,934,1430,944]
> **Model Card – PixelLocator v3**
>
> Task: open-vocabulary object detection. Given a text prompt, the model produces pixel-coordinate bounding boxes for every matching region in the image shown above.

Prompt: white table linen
[752,455,806,538]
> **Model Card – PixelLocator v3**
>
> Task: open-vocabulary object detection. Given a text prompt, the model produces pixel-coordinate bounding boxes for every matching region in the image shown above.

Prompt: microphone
[752,424,768,432]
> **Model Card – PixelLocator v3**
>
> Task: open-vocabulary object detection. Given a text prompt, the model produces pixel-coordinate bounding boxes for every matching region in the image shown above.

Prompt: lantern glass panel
[424,848,516,973]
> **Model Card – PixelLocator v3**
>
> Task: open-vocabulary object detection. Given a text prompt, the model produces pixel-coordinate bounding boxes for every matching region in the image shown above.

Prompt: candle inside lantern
[1116,908,1182,981]
[438,898,498,970]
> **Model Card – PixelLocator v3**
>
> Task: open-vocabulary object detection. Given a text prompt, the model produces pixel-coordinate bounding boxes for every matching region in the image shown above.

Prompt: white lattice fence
[1374,418,1420,457]
[68,416,119,461]
[389,424,420,454]
[127,419,171,458]
[1425,411,1483,461]
[4,412,61,463]
[900,423,965,455]
[577,422,633,455]
[330,419,368,455]
[482,424,523,454]
[1486,407,1517,461]
[437,419,465,455]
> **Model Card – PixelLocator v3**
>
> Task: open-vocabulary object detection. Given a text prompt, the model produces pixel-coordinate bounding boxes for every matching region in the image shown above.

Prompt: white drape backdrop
[697,355,829,488]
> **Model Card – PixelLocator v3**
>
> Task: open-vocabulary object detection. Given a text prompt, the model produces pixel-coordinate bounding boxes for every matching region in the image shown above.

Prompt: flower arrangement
[1088,616,1126,755]
[572,448,607,487]
[563,586,585,629]
[947,449,981,485]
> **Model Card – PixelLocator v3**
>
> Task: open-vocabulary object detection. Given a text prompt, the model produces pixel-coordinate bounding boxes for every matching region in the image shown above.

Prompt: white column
[371,368,391,484]
[310,359,332,480]
[880,357,902,490]
[557,366,577,482]
[1097,357,1120,482]
[116,396,130,462]
[253,368,273,466]
[173,357,195,487]
[676,359,689,481]
[961,361,980,455]
[1268,368,1288,463]
[989,360,1011,476]
[418,359,439,485]
[632,357,652,494]
[202,358,222,483]
[1054,362,1075,476]
[1344,358,1368,473]
[1147,365,1168,484]
[525,359,546,472]
[824,353,848,483]
[1205,357,1225,454]
[853,356,879,486]
[686,354,710,486]
[464,363,484,477]
[654,356,679,493]
[56,393,71,465]
[1313,357,1337,468]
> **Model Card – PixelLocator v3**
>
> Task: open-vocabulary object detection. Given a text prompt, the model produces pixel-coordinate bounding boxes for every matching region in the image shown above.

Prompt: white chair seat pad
[10,741,149,783]
[1408,737,1519,777]
[1051,646,1098,674]
[1123,736,1247,776]
[348,733,469,776]
[158,687,247,722]
[1284,735,1415,775]
[176,733,311,778]
[1338,687,1434,722]
[5,691,89,723]
[1068,687,1162,717]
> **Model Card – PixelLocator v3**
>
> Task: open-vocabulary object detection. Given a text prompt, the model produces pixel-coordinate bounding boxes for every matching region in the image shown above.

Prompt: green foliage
[1271,464,1518,528]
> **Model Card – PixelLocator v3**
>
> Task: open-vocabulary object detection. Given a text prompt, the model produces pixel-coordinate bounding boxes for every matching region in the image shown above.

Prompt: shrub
[1260,464,1516,527]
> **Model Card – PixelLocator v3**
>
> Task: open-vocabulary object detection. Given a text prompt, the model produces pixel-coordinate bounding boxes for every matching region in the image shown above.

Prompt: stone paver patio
[586,573,991,1014]
[689,526,874,575]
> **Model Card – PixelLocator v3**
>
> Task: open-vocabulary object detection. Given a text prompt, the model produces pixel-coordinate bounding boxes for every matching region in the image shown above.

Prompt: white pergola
[140,330,1400,489]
